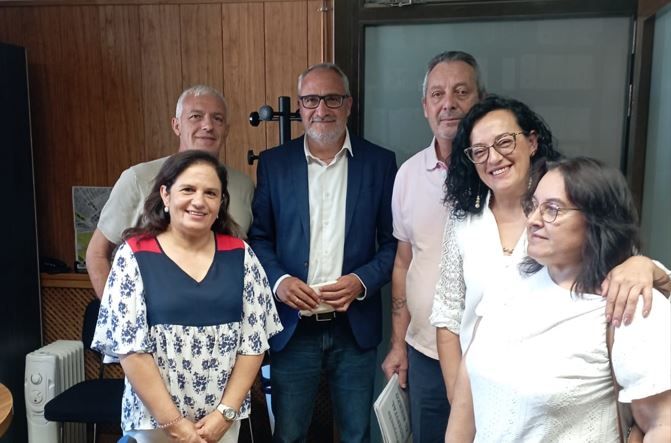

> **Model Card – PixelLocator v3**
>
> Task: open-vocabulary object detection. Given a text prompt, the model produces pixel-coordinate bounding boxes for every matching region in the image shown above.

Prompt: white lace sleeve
[429,214,466,334]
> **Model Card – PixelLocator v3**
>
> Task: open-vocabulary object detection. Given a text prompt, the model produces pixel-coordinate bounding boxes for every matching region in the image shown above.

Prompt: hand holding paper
[374,373,412,443]
[319,274,364,312]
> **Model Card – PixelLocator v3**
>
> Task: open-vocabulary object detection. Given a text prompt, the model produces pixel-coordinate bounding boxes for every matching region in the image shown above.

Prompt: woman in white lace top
[445,157,671,441]
[429,95,671,406]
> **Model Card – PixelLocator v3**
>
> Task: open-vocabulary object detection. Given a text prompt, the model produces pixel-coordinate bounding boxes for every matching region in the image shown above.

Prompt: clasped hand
[195,410,232,443]
[277,274,363,312]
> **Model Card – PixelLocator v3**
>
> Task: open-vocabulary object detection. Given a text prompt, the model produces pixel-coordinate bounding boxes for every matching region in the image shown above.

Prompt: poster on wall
[72,186,112,272]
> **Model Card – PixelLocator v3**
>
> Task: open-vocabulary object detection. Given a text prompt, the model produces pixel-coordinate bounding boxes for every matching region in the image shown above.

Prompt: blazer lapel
[345,148,362,240]
[289,141,310,243]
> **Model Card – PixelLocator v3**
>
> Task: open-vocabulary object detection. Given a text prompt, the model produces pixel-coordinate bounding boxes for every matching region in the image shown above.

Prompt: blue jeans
[270,315,377,443]
[408,345,450,443]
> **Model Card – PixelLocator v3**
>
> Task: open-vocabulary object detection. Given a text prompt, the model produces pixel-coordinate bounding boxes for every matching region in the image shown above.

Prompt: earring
[474,194,481,209]
[528,175,533,190]
[164,206,169,213]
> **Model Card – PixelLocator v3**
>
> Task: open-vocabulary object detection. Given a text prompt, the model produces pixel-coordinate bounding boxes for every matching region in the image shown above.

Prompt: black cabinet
[0,42,42,443]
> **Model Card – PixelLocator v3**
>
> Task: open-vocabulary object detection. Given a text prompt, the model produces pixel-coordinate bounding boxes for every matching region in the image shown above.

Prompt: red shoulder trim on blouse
[215,234,244,251]
[127,236,161,253]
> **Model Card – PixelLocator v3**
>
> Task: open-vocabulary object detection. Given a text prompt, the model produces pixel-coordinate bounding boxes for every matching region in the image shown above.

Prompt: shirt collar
[425,138,448,171]
[303,129,353,164]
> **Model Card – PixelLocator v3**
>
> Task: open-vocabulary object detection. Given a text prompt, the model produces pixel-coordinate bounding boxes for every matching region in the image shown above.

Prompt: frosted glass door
[640,4,671,264]
[364,17,632,167]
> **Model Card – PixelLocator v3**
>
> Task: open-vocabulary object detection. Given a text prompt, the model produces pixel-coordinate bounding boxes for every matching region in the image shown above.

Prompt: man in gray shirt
[86,85,254,298]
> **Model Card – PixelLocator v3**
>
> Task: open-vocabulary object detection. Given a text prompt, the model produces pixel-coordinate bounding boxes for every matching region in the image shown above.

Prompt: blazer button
[304,261,309,268]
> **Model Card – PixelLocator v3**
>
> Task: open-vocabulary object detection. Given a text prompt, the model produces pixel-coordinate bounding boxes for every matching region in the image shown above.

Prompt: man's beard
[306,122,346,145]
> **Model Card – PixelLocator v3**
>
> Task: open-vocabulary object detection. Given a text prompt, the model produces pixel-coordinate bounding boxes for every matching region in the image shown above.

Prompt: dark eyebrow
[541,198,571,206]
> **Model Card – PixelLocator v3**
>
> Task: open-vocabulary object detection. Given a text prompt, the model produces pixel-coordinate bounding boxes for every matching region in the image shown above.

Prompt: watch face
[217,404,237,421]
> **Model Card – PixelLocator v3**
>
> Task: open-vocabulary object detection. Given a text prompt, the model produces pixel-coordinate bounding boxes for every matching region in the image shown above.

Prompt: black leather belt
[302,311,336,322]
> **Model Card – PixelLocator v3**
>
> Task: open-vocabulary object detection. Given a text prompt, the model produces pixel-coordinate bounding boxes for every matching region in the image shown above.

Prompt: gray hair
[175,85,229,124]
[297,63,351,96]
[421,51,486,99]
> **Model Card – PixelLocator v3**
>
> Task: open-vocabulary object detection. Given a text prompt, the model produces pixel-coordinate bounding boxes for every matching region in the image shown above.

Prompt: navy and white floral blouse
[91,234,283,432]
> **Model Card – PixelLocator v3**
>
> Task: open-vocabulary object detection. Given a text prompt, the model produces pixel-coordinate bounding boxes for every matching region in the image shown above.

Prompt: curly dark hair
[520,157,640,295]
[445,95,562,218]
[123,150,240,240]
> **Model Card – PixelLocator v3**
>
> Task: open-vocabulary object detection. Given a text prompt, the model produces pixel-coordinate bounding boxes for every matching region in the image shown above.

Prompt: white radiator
[25,340,87,443]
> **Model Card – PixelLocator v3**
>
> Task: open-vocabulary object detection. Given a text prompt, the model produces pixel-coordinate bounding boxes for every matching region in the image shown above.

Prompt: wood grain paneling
[58,7,105,186]
[264,1,307,148]
[32,8,72,263]
[179,4,224,91]
[307,0,324,66]
[44,7,104,264]
[99,5,144,180]
[222,2,267,177]
[3,0,305,5]
[0,0,332,265]
[139,4,182,160]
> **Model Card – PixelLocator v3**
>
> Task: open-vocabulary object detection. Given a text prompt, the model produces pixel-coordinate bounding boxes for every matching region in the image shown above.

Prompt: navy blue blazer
[248,134,397,352]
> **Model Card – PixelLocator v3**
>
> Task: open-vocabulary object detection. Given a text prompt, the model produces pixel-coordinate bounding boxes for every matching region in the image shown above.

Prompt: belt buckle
[315,312,335,322]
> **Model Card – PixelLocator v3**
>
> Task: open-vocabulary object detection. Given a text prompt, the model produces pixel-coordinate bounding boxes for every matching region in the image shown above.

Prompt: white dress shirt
[304,134,350,287]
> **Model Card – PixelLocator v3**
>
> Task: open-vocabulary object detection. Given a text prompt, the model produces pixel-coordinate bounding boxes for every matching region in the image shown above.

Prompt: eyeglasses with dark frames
[299,94,349,109]
[522,198,581,223]
[464,131,526,164]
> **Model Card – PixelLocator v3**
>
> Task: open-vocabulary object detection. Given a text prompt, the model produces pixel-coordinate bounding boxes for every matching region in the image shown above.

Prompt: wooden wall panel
[0,0,332,265]
[30,8,76,263]
[99,5,144,181]
[179,4,224,93]
[222,2,266,177]
[264,1,307,148]
[58,7,105,186]
[44,7,105,264]
[307,0,323,66]
[139,4,182,160]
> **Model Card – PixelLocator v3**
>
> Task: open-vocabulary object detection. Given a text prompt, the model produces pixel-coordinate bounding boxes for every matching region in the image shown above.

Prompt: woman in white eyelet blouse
[429,96,670,409]
[445,158,671,442]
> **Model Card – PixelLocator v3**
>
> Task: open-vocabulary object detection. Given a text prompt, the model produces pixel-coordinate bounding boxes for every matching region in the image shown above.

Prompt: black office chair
[45,299,124,443]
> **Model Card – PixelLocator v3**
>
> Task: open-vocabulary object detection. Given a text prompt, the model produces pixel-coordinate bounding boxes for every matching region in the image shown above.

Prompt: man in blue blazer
[249,63,397,443]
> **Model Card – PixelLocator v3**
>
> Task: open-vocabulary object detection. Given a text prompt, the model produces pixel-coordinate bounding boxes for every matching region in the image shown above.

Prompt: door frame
[627,0,671,211]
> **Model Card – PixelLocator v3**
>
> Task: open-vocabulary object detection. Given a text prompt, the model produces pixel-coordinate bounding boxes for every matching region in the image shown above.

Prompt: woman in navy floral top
[92,151,282,443]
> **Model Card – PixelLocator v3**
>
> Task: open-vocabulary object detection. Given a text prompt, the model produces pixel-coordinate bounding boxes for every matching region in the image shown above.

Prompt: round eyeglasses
[522,198,581,223]
[299,94,349,109]
[464,131,525,164]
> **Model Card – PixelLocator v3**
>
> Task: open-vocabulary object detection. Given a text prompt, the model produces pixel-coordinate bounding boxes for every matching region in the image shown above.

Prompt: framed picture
[72,186,112,272]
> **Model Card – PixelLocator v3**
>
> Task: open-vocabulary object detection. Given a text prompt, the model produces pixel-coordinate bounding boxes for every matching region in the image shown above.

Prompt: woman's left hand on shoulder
[195,411,232,443]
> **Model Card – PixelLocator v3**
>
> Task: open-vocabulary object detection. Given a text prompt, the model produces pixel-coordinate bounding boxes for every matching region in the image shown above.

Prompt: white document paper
[374,373,412,443]
[299,280,337,317]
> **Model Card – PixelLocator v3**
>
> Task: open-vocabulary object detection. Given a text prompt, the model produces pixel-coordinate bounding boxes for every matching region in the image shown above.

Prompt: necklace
[502,247,514,255]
